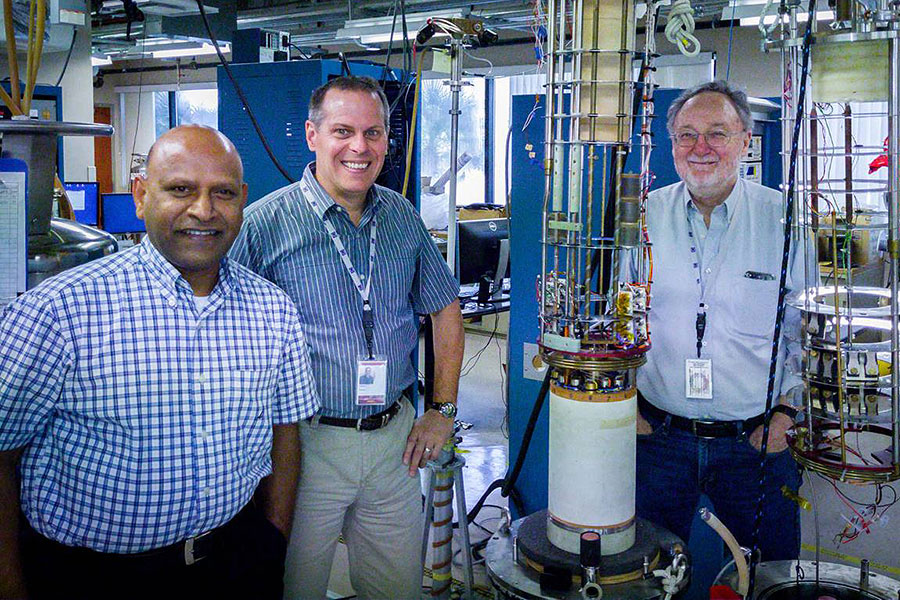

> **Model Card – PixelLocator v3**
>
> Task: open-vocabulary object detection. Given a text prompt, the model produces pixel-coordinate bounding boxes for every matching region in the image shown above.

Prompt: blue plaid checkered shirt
[0,240,318,553]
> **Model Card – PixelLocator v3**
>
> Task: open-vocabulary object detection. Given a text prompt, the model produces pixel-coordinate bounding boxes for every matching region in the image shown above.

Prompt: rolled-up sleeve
[0,295,70,450]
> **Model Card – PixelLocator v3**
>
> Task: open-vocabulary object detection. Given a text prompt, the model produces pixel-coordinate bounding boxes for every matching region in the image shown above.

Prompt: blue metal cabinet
[218,59,417,205]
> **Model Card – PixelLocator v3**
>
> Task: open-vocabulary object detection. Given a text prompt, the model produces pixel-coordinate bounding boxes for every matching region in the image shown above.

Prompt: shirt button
[198,429,210,440]
[196,374,206,384]
[168,299,177,308]
[202,488,211,497]
[704,268,712,274]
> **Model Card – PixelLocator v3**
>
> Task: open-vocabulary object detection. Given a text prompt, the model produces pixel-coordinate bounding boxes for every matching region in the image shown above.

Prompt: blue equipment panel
[102,193,145,234]
[217,59,417,206]
[64,182,99,226]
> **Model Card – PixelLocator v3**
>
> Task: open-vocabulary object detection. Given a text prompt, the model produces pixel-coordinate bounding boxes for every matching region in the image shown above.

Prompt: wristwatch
[433,402,458,420]
[771,404,799,420]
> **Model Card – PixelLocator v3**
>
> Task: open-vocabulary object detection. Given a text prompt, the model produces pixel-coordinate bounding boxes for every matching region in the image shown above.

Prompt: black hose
[466,368,552,524]
[748,0,816,595]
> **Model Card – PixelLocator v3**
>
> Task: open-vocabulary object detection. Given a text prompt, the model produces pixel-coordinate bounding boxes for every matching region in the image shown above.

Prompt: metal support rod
[454,464,475,598]
[844,104,854,217]
[810,106,819,229]
[552,0,567,333]
[540,0,557,341]
[831,226,848,466]
[583,0,604,320]
[445,39,464,276]
[889,37,900,469]
[567,0,584,328]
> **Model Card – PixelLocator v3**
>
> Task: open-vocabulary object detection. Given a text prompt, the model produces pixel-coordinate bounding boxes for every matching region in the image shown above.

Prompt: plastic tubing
[700,508,749,597]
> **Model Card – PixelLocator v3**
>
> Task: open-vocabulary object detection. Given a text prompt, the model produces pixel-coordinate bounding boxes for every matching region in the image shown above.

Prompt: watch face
[438,403,457,419]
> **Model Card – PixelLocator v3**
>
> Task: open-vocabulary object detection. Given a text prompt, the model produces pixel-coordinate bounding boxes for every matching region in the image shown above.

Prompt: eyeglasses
[671,130,743,149]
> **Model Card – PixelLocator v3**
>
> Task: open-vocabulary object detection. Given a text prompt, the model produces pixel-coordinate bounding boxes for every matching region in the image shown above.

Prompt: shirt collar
[139,237,235,304]
[683,178,745,222]
[303,162,381,224]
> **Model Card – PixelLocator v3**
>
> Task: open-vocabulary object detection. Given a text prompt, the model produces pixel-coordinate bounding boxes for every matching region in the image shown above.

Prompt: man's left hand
[403,409,455,477]
[748,411,794,453]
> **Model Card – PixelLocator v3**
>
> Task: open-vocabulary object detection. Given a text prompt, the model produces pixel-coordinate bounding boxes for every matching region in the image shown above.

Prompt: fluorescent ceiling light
[92,55,113,66]
[358,31,418,45]
[335,10,465,44]
[721,0,829,20]
[721,0,769,20]
[152,42,230,59]
[739,9,834,26]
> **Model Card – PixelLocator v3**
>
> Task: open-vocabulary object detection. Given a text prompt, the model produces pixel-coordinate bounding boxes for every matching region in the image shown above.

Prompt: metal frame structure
[772,0,900,484]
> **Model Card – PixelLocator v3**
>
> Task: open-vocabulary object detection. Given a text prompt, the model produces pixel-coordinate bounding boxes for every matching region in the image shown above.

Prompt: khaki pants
[284,401,424,600]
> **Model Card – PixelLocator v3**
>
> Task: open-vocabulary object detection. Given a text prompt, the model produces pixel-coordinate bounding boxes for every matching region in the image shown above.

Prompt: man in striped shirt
[231,76,465,599]
[0,125,318,599]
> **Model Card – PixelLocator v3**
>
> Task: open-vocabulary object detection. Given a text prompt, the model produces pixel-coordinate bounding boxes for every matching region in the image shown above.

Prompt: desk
[421,288,510,406]
[460,294,510,319]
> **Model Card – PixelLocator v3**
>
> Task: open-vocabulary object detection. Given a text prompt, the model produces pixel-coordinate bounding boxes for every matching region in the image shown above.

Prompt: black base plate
[516,511,663,579]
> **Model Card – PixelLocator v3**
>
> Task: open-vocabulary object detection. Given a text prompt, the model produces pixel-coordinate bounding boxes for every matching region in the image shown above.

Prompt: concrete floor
[321,330,510,599]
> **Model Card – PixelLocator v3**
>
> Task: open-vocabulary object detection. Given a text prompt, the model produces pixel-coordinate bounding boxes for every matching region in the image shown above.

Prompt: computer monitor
[63,182,99,226]
[457,218,510,296]
[101,193,146,234]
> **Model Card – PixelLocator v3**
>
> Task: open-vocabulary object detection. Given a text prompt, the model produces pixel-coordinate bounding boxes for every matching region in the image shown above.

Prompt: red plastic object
[710,585,742,600]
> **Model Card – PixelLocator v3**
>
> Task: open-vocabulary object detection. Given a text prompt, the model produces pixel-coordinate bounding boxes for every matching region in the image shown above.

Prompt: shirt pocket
[225,369,277,463]
[726,275,780,341]
[380,246,419,311]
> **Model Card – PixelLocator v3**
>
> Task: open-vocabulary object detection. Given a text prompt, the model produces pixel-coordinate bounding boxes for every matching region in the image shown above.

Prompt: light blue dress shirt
[633,179,815,420]
[230,164,460,420]
[0,240,318,553]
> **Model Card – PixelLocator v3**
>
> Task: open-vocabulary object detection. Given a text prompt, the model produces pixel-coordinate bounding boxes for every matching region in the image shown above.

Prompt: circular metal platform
[719,560,900,600]
[485,517,687,600]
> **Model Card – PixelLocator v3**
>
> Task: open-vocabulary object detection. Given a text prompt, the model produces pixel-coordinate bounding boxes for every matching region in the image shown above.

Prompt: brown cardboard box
[458,207,507,221]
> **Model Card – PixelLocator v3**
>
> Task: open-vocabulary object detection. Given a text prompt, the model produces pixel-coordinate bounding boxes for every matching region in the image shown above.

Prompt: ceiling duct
[91,0,233,59]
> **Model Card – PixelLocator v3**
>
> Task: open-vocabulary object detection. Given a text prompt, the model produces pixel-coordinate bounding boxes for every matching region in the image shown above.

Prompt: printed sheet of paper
[0,171,27,307]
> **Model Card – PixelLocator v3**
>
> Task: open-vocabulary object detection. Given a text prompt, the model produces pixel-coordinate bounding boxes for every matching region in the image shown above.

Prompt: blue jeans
[636,411,802,562]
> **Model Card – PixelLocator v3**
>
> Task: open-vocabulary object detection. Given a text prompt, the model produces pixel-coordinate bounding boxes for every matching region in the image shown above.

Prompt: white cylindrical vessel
[547,384,637,555]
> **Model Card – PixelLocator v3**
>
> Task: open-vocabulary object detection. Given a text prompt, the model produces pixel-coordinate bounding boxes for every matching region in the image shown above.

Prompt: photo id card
[356,356,388,406]
[685,359,713,400]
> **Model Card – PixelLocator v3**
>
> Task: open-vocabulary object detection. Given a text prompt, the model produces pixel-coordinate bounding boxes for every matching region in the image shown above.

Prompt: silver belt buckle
[184,530,212,565]
[692,419,717,439]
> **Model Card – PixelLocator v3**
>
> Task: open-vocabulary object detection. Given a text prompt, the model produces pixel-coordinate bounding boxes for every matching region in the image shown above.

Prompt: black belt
[638,394,765,438]
[24,501,255,568]
[314,399,404,431]
[128,501,255,566]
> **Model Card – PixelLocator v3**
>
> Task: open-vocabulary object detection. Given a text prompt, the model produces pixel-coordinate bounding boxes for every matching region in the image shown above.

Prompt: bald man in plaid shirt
[0,125,318,600]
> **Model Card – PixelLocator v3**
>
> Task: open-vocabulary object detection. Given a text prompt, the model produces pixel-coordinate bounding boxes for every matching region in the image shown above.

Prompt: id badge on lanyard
[685,359,713,399]
[301,180,390,405]
[686,217,713,401]
[356,356,388,405]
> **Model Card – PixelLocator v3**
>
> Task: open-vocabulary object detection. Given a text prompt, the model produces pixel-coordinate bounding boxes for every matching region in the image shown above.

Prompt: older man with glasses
[629,80,812,562]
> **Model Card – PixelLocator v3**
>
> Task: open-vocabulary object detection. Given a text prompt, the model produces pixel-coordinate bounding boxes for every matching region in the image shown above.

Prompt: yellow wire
[23,0,35,113]
[24,0,46,114]
[3,0,20,108]
[401,48,427,199]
